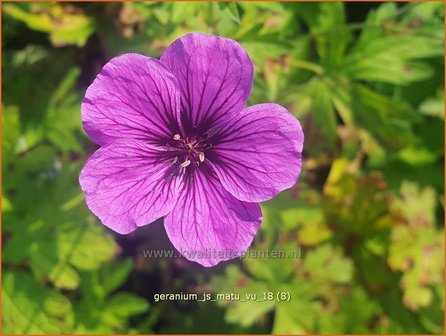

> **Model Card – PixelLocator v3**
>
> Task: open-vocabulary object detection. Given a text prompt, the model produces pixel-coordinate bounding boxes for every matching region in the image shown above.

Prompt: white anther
[180,159,191,168]
[173,156,178,164]
[199,152,205,162]
[173,134,181,140]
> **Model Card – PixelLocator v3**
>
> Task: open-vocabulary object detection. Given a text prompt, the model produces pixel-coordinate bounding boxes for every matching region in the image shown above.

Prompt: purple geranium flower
[79,33,304,266]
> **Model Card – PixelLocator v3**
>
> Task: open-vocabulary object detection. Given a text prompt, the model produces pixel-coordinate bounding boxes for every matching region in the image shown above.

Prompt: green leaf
[5,219,116,290]
[10,44,49,67]
[44,67,84,152]
[317,286,381,334]
[398,145,440,166]
[351,84,420,149]
[322,158,392,236]
[355,3,398,46]
[272,281,318,334]
[393,181,437,227]
[4,3,95,47]
[103,292,149,321]
[418,283,444,334]
[419,90,444,119]
[4,46,83,152]
[2,104,20,169]
[388,182,443,311]
[273,303,307,334]
[376,286,424,333]
[298,218,332,246]
[236,2,291,39]
[2,105,20,156]
[301,245,353,284]
[262,189,332,246]
[159,302,234,334]
[218,2,241,24]
[31,253,80,290]
[401,2,445,40]
[240,40,294,69]
[56,221,116,271]
[80,259,134,300]
[244,242,299,284]
[167,2,201,25]
[341,35,442,84]
[212,265,276,327]
[73,258,148,333]
[2,194,13,212]
[2,146,58,229]
[299,78,339,156]
[294,2,351,67]
[99,259,135,297]
[4,148,116,289]
[2,271,74,334]
[353,239,392,291]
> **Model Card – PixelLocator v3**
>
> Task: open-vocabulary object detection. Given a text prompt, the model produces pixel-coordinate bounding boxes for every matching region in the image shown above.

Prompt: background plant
[2,2,444,334]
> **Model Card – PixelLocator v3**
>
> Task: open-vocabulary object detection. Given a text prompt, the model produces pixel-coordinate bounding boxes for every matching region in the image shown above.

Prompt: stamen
[180,159,191,168]
[172,156,178,164]
[199,152,205,162]
[173,134,181,141]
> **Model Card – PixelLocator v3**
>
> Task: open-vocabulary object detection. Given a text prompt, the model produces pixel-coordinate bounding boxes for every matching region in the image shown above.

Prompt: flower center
[171,133,211,169]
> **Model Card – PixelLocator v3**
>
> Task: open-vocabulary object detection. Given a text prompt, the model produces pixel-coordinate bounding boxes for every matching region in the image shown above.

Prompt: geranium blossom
[79,33,304,266]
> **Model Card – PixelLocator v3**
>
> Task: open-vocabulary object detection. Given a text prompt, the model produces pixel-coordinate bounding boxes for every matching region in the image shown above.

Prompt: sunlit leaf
[2,271,74,334]
[218,2,241,24]
[419,90,445,119]
[101,292,149,326]
[212,265,276,327]
[3,3,95,47]
[388,182,443,311]
[341,35,442,85]
[301,245,353,284]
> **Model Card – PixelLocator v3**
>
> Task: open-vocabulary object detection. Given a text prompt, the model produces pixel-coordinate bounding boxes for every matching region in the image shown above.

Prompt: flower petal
[79,139,181,234]
[82,53,181,146]
[160,33,254,130]
[209,103,304,202]
[164,168,261,267]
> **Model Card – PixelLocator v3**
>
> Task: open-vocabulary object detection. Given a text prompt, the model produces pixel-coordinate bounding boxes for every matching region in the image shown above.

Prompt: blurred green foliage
[2,2,444,334]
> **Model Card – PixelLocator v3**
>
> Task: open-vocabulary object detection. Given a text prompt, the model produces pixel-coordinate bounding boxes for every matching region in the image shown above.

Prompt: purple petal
[164,168,262,267]
[82,53,181,146]
[160,33,254,130]
[79,139,181,234]
[209,103,304,203]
